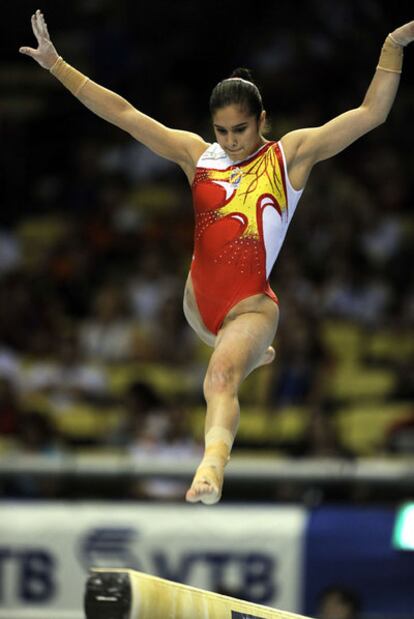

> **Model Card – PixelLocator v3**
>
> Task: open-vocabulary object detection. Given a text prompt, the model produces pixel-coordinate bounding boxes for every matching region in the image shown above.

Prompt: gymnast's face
[212,105,266,162]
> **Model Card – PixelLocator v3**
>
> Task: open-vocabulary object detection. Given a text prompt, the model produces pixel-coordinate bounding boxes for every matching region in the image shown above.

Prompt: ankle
[200,426,234,469]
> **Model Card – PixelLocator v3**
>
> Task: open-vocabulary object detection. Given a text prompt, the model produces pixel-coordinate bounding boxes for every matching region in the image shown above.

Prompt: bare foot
[185,465,223,505]
[256,345,275,369]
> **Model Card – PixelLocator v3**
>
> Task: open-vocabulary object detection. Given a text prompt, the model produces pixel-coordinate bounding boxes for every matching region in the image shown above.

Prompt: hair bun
[229,67,255,83]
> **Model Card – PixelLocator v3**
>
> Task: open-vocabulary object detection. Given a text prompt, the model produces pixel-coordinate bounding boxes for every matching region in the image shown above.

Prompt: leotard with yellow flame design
[191,140,303,335]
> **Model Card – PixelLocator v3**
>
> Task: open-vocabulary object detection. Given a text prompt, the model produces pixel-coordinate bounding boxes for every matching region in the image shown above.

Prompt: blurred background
[1,1,414,618]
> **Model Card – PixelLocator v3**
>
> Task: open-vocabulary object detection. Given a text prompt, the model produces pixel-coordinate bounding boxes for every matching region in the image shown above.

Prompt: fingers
[31,12,42,44]
[31,9,50,44]
[19,46,37,58]
[37,9,51,40]
[42,16,51,39]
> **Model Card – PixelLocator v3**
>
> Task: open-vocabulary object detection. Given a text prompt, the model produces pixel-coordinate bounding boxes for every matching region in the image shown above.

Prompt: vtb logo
[78,528,141,570]
[78,527,277,605]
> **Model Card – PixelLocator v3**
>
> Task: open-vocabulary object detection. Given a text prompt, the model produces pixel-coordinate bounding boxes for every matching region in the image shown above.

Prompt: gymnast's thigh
[183,273,216,347]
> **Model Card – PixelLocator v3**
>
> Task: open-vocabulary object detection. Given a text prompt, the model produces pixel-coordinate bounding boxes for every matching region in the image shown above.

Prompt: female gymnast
[20,10,414,504]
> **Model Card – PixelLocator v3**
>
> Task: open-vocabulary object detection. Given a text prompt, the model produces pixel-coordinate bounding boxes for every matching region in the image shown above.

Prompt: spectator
[112,380,197,454]
[23,328,108,410]
[148,293,198,364]
[10,410,64,498]
[0,376,22,438]
[0,227,22,276]
[268,310,329,407]
[385,407,414,454]
[111,380,200,500]
[317,586,361,619]
[79,283,143,362]
[127,250,180,329]
[289,407,354,459]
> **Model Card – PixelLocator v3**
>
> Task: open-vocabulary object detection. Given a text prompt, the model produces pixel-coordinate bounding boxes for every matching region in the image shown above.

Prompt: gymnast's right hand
[19,9,59,69]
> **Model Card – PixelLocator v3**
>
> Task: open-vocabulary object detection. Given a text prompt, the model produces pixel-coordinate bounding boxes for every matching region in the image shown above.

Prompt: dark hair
[209,67,263,120]
[318,586,361,615]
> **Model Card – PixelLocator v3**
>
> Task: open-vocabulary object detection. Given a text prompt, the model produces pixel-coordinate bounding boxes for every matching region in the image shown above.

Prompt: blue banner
[303,507,414,618]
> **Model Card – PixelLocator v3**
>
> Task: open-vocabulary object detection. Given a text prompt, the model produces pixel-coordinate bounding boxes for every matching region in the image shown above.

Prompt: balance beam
[84,568,314,619]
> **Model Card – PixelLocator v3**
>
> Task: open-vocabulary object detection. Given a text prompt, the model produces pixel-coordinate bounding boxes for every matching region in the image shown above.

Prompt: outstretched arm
[19,10,207,170]
[281,21,414,185]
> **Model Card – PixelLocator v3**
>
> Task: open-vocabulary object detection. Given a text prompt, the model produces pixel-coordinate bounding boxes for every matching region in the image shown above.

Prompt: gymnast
[20,10,414,505]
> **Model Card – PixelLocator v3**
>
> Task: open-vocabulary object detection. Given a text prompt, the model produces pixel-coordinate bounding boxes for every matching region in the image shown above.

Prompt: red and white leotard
[190,140,303,335]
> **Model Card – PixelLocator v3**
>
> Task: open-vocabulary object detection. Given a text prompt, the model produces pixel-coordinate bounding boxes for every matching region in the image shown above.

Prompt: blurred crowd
[1,0,414,498]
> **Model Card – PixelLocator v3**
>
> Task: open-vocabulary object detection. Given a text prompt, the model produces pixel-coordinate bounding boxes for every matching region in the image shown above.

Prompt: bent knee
[203,359,239,397]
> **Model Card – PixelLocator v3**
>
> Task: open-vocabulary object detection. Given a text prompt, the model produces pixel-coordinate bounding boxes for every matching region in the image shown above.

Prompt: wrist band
[377,34,404,74]
[50,56,89,95]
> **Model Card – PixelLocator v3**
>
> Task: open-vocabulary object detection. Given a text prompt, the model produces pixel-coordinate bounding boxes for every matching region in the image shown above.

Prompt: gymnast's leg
[186,297,279,504]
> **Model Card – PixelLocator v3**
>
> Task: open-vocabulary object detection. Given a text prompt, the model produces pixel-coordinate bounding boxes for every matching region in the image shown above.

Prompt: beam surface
[84,568,314,619]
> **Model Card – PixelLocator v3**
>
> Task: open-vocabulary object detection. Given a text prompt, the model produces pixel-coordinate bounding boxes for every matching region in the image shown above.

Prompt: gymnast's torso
[184,140,304,341]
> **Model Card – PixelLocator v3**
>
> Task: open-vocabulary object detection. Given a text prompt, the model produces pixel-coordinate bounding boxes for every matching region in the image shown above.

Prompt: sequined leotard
[190,140,303,335]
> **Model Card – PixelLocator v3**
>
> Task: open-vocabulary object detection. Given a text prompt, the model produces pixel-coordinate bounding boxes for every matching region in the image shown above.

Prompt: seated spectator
[273,405,356,504]
[111,380,200,500]
[127,249,180,329]
[23,328,108,410]
[147,293,198,365]
[16,410,62,455]
[288,407,354,459]
[389,356,414,401]
[317,585,361,619]
[385,409,414,454]
[9,410,64,498]
[112,380,197,453]
[0,227,22,276]
[0,345,22,390]
[79,283,143,363]
[0,376,22,438]
[268,309,329,407]
[322,258,390,326]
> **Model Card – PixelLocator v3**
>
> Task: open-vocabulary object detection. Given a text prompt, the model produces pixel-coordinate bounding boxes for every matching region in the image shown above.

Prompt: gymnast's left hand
[390,20,414,46]
[19,9,59,69]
